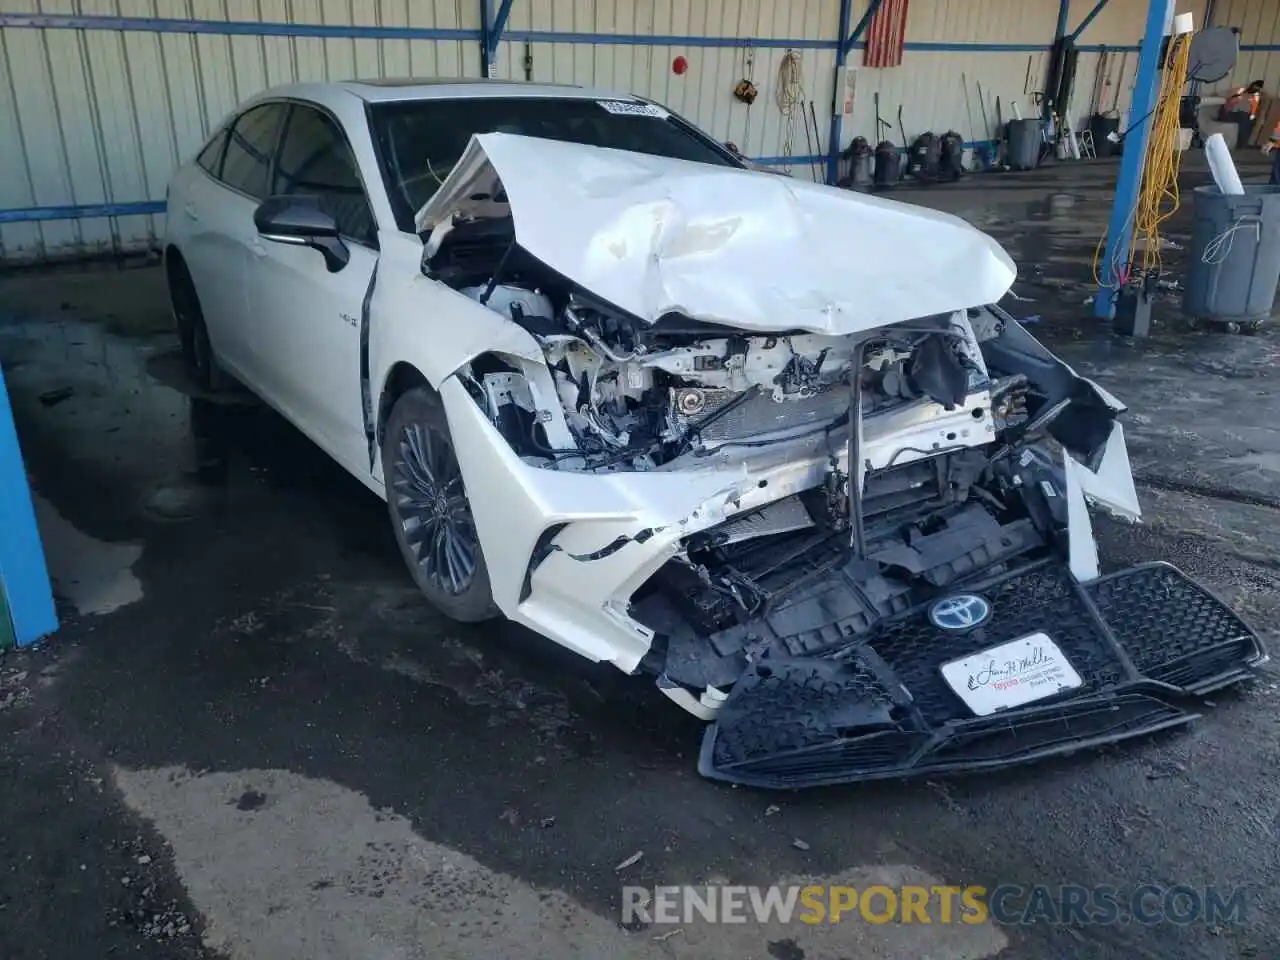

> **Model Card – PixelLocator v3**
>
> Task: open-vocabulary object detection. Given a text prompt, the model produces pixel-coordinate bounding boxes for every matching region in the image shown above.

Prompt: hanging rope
[1092,32,1194,290]
[776,49,805,175]
[740,43,756,154]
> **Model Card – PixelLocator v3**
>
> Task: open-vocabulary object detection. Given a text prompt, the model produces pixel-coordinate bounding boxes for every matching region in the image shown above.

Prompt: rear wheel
[167,256,222,392]
[382,386,498,622]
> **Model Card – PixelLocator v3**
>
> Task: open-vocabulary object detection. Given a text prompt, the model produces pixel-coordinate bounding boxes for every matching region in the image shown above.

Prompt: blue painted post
[0,364,56,647]
[480,0,493,77]
[826,0,885,185]
[487,0,515,73]
[1069,0,1114,41]
[1094,0,1174,318]
[1055,0,1070,42]
[826,0,854,185]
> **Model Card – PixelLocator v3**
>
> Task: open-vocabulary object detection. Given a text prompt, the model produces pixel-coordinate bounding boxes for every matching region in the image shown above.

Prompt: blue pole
[844,0,885,55]
[480,0,493,77]
[1094,0,1173,318]
[826,0,885,185]
[0,365,57,647]
[1068,0,1112,41]
[826,0,854,185]
[1055,0,1071,41]
[488,0,514,65]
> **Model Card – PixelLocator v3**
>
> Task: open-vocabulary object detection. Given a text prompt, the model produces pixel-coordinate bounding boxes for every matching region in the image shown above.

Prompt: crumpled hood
[416,132,1017,334]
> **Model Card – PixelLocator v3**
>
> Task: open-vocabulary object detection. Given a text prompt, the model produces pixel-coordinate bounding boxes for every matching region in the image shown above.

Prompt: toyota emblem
[929,594,991,632]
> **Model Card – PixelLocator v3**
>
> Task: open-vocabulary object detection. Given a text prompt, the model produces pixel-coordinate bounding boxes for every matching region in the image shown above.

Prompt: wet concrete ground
[1,156,1279,960]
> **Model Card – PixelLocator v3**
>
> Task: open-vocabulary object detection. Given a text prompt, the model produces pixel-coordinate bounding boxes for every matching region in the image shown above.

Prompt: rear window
[195,128,228,177]
[368,97,739,232]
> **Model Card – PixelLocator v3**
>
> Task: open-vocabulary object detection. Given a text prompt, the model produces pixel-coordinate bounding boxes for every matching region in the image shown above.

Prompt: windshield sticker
[596,100,669,119]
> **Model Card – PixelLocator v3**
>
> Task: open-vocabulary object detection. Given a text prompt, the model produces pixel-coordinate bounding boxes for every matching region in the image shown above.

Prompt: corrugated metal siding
[491,0,837,177]
[1212,0,1280,96]
[499,0,838,40]
[2,0,1169,262]
[907,0,1062,45]
[852,50,1051,145]
[0,0,480,261]
[1068,49,1137,125]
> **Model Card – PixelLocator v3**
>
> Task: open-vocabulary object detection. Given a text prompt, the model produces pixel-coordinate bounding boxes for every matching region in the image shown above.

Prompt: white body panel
[417,132,1018,334]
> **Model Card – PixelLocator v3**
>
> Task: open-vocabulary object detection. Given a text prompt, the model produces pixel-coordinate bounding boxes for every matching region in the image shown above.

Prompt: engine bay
[424,213,1129,710]
[427,217,1008,475]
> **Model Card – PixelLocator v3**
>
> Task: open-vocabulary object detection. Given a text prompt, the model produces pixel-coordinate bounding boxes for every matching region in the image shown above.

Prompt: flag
[863,0,910,69]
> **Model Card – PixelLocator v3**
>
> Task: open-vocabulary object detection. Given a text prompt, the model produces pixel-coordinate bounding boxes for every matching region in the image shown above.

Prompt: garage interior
[2,2,1280,959]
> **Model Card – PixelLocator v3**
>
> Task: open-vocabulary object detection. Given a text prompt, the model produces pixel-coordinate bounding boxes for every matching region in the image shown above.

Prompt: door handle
[183,203,198,221]
[250,239,268,258]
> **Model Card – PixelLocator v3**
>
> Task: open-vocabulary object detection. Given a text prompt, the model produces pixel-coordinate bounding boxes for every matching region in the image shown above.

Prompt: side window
[195,128,228,177]
[220,103,288,199]
[272,105,376,246]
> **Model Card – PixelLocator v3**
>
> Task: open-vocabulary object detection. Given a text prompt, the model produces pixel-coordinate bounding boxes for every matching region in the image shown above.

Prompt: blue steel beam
[0,365,57,647]
[826,0,855,186]
[843,0,885,58]
[826,0,886,185]
[480,0,493,76]
[490,0,515,57]
[1069,0,1114,41]
[1094,0,1174,318]
[0,12,476,40]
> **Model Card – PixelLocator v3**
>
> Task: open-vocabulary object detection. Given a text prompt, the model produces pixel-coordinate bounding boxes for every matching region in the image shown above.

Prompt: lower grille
[710,657,901,768]
[1084,563,1259,692]
[699,560,1265,790]
[871,564,1126,726]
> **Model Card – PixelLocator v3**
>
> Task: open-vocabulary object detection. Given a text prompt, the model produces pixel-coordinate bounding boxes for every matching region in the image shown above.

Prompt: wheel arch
[376,361,436,453]
[163,243,189,286]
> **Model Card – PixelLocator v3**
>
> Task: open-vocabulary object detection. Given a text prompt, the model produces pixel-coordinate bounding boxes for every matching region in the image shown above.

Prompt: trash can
[1183,184,1280,329]
[1088,114,1121,156]
[1006,119,1042,170]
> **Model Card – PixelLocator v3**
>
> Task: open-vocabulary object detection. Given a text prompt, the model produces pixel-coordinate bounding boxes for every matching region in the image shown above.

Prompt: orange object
[1225,86,1262,119]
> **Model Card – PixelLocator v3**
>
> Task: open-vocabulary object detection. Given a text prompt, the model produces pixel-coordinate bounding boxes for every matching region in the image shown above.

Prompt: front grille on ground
[1085,563,1258,692]
[700,560,1265,790]
[871,563,1126,726]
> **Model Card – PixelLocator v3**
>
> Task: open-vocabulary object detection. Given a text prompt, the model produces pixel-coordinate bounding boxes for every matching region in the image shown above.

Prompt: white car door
[171,126,256,363]
[202,101,292,384]
[244,102,378,476]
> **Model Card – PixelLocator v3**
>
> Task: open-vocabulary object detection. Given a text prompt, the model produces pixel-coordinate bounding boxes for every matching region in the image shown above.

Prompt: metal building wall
[489,0,839,175]
[1211,0,1280,95]
[0,0,481,261]
[2,0,1242,266]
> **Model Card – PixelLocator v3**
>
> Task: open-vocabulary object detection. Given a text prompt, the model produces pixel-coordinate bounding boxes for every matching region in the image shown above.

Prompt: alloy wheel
[390,422,478,596]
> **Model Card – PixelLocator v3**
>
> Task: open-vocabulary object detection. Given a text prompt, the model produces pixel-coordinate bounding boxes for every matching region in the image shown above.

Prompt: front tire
[382,386,498,622]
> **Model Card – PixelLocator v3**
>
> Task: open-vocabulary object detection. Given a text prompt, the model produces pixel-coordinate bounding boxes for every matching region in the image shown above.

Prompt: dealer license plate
[940,632,1083,717]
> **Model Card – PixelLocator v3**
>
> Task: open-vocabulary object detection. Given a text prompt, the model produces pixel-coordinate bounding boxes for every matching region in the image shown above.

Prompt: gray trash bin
[1006,119,1041,170]
[1183,184,1280,328]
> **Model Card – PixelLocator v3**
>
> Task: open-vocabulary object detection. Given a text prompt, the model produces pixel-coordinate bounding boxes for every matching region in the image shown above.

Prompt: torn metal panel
[417,132,1018,333]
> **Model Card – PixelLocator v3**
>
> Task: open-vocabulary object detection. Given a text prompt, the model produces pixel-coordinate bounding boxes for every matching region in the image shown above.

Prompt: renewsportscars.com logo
[622,884,1249,927]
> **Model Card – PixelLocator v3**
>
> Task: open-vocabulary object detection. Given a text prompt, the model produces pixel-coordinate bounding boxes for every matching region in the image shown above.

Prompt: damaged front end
[417,133,1267,788]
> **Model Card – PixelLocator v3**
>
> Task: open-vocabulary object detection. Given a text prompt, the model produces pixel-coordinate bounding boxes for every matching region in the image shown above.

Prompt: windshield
[368,96,739,232]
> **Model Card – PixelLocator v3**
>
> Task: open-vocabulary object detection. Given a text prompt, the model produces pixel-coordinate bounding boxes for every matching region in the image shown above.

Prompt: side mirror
[254,197,349,273]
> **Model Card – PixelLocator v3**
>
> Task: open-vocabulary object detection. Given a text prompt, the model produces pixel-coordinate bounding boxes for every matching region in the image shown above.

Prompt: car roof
[339,78,638,103]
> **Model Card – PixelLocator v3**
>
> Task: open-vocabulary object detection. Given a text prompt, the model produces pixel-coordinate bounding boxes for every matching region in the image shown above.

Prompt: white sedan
[165,80,1265,789]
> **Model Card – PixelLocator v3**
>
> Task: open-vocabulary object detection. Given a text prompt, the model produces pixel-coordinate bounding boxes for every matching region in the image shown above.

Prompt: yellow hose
[1092,33,1194,289]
